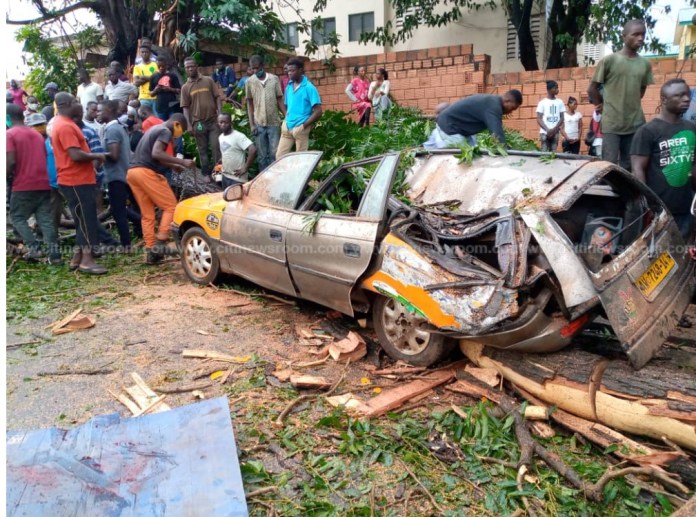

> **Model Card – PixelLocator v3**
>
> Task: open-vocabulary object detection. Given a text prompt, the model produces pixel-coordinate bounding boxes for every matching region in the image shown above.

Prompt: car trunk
[547,166,696,368]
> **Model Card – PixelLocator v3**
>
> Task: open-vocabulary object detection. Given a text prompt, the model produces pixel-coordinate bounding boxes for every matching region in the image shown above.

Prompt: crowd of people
[6,41,325,273]
[6,18,696,275]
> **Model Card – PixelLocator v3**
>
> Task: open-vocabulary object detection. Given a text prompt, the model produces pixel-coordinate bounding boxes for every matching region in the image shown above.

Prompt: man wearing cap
[41,82,59,121]
[7,105,61,264]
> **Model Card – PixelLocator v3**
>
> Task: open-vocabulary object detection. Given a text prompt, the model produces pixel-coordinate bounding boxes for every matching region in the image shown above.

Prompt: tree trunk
[507,0,539,71]
[546,0,591,69]
[460,340,696,451]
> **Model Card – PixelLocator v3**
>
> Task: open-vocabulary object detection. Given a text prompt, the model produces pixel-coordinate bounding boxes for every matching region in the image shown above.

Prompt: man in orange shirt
[51,92,108,274]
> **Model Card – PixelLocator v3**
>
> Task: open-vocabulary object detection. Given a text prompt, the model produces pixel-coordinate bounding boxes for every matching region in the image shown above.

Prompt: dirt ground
[6,263,377,431]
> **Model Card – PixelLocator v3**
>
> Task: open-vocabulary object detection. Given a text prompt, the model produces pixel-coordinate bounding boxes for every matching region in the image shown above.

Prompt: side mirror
[691,194,696,216]
[223,183,244,202]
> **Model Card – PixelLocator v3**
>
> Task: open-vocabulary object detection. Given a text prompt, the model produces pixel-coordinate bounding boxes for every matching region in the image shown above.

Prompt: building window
[312,17,337,45]
[349,12,374,42]
[506,16,541,60]
[283,22,299,48]
[395,6,419,30]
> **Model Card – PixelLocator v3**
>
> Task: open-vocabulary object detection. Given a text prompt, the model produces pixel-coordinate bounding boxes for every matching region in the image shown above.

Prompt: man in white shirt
[76,69,104,110]
[536,80,565,152]
[217,113,256,188]
[104,68,138,103]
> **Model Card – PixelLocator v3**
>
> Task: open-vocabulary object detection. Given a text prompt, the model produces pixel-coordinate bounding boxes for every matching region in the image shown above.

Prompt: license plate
[634,252,676,298]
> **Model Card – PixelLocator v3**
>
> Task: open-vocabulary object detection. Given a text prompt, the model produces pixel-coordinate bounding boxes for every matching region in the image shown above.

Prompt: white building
[274,0,607,72]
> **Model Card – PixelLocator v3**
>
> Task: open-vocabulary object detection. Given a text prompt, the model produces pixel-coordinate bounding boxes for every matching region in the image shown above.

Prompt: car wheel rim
[184,235,213,279]
[381,298,431,355]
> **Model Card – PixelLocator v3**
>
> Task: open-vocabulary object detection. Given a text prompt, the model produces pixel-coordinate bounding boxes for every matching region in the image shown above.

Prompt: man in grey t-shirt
[423,90,523,149]
[99,99,140,248]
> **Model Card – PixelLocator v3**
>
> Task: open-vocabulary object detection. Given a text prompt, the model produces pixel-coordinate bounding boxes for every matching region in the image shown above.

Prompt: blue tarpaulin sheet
[7,397,249,516]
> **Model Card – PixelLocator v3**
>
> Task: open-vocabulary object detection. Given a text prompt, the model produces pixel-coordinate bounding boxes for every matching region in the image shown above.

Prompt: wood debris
[110,372,171,416]
[290,375,332,390]
[460,341,696,450]
[330,368,456,417]
[182,349,252,363]
[328,331,367,363]
[271,369,294,382]
[47,308,96,335]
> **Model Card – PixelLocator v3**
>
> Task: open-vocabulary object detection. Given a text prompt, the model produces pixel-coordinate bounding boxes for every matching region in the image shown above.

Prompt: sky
[3,0,692,82]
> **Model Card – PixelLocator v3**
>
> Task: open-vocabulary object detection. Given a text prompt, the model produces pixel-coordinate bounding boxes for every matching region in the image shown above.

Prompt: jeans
[108,180,142,246]
[140,99,156,111]
[60,184,99,253]
[192,118,221,175]
[10,190,60,259]
[562,140,581,154]
[540,133,559,152]
[602,133,634,171]
[255,125,281,171]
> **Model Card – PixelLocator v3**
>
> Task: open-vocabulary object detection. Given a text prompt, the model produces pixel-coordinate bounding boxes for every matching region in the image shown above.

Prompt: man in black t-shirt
[149,55,182,121]
[631,79,696,241]
[423,90,522,149]
[127,113,195,263]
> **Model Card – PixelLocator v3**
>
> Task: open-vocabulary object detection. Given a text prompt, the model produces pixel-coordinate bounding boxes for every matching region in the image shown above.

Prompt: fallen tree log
[459,340,696,451]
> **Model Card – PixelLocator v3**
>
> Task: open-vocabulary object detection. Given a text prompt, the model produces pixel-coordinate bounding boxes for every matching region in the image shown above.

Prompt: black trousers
[108,180,142,246]
[59,184,99,253]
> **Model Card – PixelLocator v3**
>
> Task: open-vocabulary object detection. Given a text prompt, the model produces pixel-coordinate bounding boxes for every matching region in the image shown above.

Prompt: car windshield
[246,152,321,209]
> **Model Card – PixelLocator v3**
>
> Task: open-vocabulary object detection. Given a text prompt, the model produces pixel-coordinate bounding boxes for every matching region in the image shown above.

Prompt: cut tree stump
[459,340,696,451]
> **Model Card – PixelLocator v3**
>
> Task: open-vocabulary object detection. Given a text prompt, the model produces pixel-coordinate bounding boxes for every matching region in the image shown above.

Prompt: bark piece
[290,375,332,390]
[464,365,500,387]
[361,368,456,417]
[328,331,367,363]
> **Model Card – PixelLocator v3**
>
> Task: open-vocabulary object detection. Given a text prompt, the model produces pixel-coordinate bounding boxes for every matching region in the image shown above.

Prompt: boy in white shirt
[217,113,257,188]
[536,80,565,152]
[561,96,583,154]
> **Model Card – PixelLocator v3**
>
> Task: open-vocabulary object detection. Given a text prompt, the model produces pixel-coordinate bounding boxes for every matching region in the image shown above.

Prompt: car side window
[247,152,322,209]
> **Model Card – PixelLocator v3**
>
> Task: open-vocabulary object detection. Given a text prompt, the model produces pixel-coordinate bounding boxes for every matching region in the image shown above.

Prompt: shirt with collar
[284,75,321,130]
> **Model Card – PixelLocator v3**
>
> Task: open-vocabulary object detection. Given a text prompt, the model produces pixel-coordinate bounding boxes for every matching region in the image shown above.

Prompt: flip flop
[77,264,108,275]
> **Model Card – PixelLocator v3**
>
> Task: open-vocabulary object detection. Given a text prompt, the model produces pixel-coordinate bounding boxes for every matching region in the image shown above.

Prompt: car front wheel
[372,295,454,367]
[181,227,220,285]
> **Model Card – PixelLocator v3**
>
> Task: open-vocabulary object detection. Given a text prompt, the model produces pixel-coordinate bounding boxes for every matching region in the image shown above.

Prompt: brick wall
[222,45,491,120]
[490,58,696,153]
[219,46,696,155]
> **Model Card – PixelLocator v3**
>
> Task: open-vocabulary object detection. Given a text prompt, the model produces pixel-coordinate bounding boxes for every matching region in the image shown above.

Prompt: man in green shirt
[588,20,654,170]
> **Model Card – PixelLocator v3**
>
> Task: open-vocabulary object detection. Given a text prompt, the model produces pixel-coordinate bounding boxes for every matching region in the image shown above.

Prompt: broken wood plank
[182,349,253,364]
[109,389,141,415]
[460,340,696,451]
[132,395,167,417]
[131,372,158,399]
[328,331,367,363]
[362,368,456,417]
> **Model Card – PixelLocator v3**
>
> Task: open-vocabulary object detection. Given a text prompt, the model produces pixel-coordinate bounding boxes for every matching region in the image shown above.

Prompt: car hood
[176,192,226,211]
[405,153,595,215]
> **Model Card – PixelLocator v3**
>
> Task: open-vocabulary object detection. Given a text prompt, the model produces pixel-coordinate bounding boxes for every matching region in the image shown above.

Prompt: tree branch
[7,0,98,25]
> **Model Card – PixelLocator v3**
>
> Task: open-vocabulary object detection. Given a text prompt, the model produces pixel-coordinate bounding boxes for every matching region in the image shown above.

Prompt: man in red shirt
[6,104,61,264]
[51,92,108,274]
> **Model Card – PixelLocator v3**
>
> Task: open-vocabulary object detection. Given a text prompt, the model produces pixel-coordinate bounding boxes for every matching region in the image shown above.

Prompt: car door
[285,153,400,315]
[219,152,322,296]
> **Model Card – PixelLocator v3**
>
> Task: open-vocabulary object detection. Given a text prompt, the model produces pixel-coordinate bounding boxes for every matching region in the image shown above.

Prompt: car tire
[181,227,220,285]
[372,295,455,367]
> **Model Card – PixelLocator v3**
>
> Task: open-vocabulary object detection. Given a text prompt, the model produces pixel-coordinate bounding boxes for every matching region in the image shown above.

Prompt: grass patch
[232,395,672,516]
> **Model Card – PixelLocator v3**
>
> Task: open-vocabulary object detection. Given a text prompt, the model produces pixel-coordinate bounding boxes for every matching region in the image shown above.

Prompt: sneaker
[146,250,164,265]
[48,256,64,266]
[152,239,179,257]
